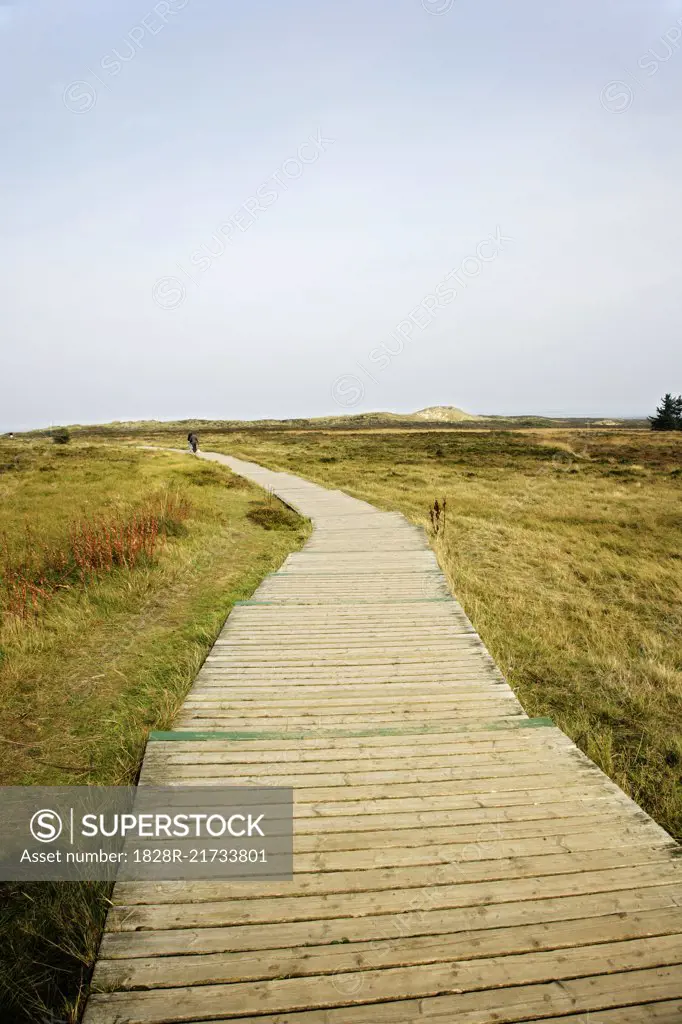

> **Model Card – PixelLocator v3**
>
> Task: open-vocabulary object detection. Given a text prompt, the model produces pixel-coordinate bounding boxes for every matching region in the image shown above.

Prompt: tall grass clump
[0,490,191,622]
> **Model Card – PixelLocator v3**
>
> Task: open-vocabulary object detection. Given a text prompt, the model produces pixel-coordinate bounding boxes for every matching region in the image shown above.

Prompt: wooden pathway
[84,452,682,1023]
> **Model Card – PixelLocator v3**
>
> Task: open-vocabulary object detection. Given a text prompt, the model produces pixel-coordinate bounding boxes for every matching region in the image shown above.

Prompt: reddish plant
[0,491,190,622]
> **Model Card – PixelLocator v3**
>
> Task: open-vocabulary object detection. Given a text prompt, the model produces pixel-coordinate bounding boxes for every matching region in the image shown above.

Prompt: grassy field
[2,425,680,1019]
[0,440,308,1022]
[167,426,682,844]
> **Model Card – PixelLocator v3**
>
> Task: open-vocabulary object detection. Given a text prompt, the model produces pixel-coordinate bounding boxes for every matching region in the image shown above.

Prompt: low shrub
[246,503,299,530]
[0,490,191,621]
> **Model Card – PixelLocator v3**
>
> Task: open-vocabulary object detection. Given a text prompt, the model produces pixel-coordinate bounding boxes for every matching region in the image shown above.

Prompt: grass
[174,426,682,843]
[0,440,309,1022]
[1,490,191,620]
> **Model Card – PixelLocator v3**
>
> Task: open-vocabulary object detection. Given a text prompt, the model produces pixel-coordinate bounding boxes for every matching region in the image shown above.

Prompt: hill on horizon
[410,406,481,422]
[10,406,650,437]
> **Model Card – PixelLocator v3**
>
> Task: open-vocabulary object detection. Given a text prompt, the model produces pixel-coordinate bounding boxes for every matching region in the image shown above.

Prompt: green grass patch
[246,502,301,531]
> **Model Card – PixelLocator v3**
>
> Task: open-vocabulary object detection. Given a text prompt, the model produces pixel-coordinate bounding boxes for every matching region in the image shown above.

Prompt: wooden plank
[139,763,582,788]
[518,1005,682,1024]
[113,847,678,905]
[139,781,618,812]
[147,720,556,745]
[99,885,682,959]
[122,832,676,878]
[145,733,571,759]
[91,974,682,1024]
[291,814,666,852]
[172,709,527,728]
[91,909,682,990]
[81,942,682,1022]
[143,748,572,770]
[181,693,513,708]
[105,864,682,931]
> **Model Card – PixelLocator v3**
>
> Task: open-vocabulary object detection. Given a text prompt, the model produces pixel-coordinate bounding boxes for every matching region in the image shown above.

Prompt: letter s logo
[600,80,634,114]
[30,810,63,843]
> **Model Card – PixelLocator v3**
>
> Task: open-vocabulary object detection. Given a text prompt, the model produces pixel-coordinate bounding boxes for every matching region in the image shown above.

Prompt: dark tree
[51,427,71,444]
[649,394,682,431]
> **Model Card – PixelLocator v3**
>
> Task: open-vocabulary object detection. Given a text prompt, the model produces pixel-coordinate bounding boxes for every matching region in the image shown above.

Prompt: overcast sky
[1,0,681,430]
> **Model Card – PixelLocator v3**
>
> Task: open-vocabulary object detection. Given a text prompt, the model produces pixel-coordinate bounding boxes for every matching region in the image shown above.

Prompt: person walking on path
[187,431,199,454]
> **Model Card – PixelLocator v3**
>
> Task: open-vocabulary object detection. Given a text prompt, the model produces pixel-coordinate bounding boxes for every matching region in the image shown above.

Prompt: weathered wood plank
[106,864,682,931]
[91,910,682,990]
[113,847,678,905]
[82,941,682,1022]
[99,885,682,959]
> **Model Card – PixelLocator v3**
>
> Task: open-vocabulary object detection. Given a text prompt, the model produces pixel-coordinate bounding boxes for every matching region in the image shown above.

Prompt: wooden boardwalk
[84,453,682,1023]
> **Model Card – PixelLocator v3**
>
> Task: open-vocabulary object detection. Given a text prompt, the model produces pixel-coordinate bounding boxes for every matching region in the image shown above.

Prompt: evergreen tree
[649,393,682,431]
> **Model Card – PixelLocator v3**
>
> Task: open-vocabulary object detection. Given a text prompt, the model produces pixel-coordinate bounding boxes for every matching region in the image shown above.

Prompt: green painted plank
[270,571,444,578]
[149,718,554,742]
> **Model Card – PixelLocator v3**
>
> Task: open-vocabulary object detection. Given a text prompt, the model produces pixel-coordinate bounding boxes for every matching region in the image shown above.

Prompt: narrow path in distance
[84,451,682,1024]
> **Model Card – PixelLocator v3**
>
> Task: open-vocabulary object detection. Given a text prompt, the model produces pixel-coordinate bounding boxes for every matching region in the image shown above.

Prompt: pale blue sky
[1,0,681,430]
